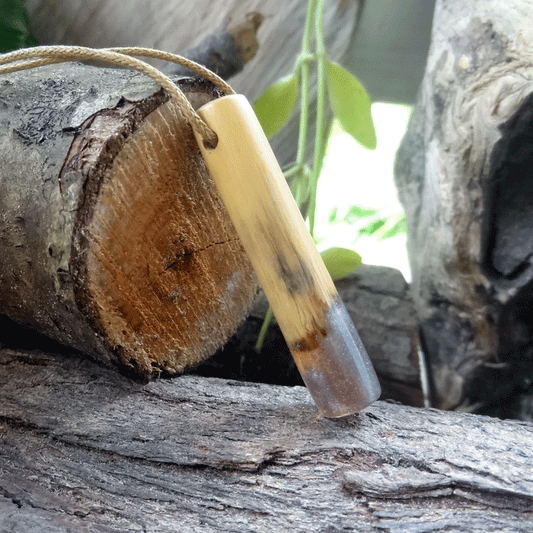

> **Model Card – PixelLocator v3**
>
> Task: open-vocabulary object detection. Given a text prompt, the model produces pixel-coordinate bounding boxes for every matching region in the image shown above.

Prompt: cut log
[395,0,533,416]
[24,0,362,168]
[1,347,532,532]
[0,63,257,378]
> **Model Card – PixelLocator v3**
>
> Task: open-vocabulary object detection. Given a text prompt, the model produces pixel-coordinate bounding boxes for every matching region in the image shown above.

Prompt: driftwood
[1,347,532,532]
[0,62,258,378]
[395,0,533,418]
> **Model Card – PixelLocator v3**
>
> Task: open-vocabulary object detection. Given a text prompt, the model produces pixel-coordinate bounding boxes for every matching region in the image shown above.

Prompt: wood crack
[1,487,23,509]
[164,237,242,272]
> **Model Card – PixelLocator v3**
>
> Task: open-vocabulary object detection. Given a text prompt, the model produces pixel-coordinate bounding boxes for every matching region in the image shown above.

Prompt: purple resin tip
[291,297,381,418]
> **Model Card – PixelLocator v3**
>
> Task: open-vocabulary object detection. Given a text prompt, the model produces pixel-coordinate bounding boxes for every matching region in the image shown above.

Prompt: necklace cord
[0,45,236,146]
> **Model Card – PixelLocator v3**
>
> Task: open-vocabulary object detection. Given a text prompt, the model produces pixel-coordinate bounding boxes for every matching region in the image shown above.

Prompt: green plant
[253,0,376,351]
[253,0,376,234]
[0,0,37,53]
[329,205,407,241]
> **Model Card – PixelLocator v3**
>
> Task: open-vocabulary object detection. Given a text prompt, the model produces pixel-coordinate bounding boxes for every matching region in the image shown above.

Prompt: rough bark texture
[395,0,533,417]
[0,347,532,532]
[0,63,257,378]
[24,0,362,168]
[195,265,424,408]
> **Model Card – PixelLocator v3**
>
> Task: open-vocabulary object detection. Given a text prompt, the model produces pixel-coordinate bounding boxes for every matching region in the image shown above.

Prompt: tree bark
[24,0,362,168]
[1,347,532,532]
[0,63,257,379]
[395,0,533,417]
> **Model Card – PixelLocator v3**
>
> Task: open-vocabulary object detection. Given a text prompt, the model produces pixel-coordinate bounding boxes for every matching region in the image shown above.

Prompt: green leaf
[343,205,379,223]
[253,73,299,139]
[321,247,362,281]
[380,216,407,240]
[326,61,376,149]
[328,207,338,224]
[0,0,38,53]
[359,218,386,236]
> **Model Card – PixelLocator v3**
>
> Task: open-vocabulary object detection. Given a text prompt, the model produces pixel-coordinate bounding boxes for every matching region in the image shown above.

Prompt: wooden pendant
[195,94,381,417]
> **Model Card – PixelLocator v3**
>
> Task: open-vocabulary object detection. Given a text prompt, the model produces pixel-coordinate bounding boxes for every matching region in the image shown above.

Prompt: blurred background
[20,0,437,281]
[315,0,435,282]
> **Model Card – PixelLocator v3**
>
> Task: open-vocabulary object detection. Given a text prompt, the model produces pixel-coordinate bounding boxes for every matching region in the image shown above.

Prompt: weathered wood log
[196,265,424,408]
[0,62,257,379]
[1,347,532,532]
[395,0,533,417]
[25,0,359,100]
[24,0,362,167]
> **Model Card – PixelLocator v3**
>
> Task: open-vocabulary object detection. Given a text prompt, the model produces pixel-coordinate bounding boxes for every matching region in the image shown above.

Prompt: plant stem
[295,0,316,176]
[284,165,301,180]
[308,0,327,237]
[255,0,317,354]
[254,306,274,352]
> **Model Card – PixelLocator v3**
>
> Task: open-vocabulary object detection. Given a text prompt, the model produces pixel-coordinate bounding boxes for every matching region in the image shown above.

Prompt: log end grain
[67,80,257,378]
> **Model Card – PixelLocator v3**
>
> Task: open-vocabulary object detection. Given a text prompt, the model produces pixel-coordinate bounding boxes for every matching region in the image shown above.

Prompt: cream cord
[0,45,236,146]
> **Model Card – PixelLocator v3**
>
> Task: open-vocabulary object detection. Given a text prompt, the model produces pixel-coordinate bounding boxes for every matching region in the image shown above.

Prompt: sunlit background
[314,102,412,281]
